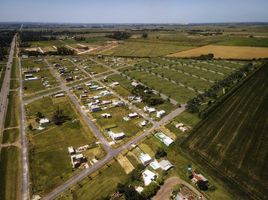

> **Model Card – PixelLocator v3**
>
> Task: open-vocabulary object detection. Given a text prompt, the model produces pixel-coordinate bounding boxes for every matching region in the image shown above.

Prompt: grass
[0,146,21,200]
[2,128,20,144]
[56,161,128,200]
[26,96,102,195]
[182,63,268,200]
[4,91,20,128]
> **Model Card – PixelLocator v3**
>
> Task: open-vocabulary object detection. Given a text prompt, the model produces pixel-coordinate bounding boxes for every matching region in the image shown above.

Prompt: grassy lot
[80,59,108,74]
[0,61,7,91]
[11,57,19,79]
[182,63,268,199]
[26,96,103,195]
[4,91,20,128]
[0,146,21,200]
[56,161,128,200]
[2,128,20,144]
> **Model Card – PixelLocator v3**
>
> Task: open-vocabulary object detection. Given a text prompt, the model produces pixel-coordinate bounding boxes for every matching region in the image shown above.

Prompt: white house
[159,160,173,171]
[142,169,157,186]
[67,146,75,155]
[128,112,138,118]
[39,118,50,125]
[108,131,125,140]
[156,110,166,118]
[101,113,112,118]
[144,106,156,113]
[154,132,174,146]
[139,153,152,165]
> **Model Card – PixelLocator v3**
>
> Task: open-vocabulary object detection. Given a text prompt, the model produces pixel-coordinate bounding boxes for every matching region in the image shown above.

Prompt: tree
[142,33,148,38]
[141,182,160,199]
[155,148,167,159]
[52,107,70,125]
[36,112,44,119]
[28,123,33,131]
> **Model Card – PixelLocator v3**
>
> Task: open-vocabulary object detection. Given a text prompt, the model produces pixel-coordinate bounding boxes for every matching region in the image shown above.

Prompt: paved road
[152,177,206,200]
[45,59,112,153]
[19,56,30,200]
[0,35,16,146]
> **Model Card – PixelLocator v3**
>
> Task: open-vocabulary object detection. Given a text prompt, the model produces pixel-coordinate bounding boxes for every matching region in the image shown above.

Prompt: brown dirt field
[168,45,268,59]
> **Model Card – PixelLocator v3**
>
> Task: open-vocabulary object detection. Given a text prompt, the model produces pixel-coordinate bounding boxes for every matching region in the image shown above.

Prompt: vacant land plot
[4,91,19,128]
[0,146,21,200]
[26,96,102,195]
[117,154,135,174]
[2,129,20,144]
[183,63,268,199]
[56,161,127,200]
[169,45,268,59]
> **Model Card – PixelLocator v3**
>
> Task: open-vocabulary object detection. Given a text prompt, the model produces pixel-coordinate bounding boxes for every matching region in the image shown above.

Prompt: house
[128,112,138,118]
[65,76,73,82]
[85,82,92,87]
[154,132,174,146]
[99,90,112,97]
[156,110,166,118]
[142,169,157,186]
[112,101,124,107]
[90,105,102,113]
[68,146,76,155]
[80,94,88,99]
[139,153,152,165]
[175,123,184,128]
[108,131,125,140]
[159,160,173,171]
[101,113,111,118]
[131,81,140,87]
[109,82,119,87]
[25,77,39,81]
[70,154,87,168]
[179,127,188,132]
[39,118,50,125]
[76,145,90,153]
[144,106,156,113]
[140,120,147,127]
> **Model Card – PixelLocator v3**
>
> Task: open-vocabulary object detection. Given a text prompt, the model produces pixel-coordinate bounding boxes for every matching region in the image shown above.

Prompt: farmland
[169,45,268,59]
[182,63,268,199]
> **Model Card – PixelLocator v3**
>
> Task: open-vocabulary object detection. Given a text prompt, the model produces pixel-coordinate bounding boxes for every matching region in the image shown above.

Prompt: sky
[0,0,268,24]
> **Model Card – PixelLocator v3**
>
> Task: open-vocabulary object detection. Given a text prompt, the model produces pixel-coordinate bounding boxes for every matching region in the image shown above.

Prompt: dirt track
[152,177,206,200]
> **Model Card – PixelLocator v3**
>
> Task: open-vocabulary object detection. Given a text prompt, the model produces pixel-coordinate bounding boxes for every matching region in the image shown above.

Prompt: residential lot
[26,96,105,195]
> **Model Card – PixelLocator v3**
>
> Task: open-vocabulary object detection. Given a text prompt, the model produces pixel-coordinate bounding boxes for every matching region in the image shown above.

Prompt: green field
[182,63,268,199]
[0,146,21,200]
[26,96,104,195]
[56,161,127,200]
[4,91,20,128]
[2,129,20,144]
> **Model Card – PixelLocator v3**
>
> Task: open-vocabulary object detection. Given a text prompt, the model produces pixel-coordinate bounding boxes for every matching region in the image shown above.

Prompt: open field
[56,161,128,200]
[0,146,21,200]
[26,96,104,195]
[2,129,20,144]
[183,63,268,199]
[4,91,20,128]
[169,45,268,59]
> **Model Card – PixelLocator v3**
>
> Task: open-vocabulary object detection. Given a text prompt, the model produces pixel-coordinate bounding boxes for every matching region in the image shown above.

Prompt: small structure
[131,81,140,87]
[154,132,174,146]
[139,153,152,165]
[144,106,156,113]
[142,169,156,186]
[128,112,138,118]
[150,160,160,170]
[135,186,144,194]
[90,105,102,113]
[108,131,125,140]
[39,118,50,125]
[68,146,76,155]
[70,154,87,168]
[159,160,173,171]
[76,145,90,153]
[112,100,125,107]
[140,120,147,127]
[156,110,166,118]
[101,113,112,118]
[109,82,119,87]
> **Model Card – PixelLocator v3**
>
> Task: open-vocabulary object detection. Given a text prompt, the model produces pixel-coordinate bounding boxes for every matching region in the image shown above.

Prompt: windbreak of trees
[186,63,255,117]
[107,31,131,40]
[0,30,16,60]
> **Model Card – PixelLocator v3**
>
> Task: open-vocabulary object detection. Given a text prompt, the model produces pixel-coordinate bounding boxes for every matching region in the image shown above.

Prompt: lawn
[2,128,20,144]
[0,146,21,200]
[183,63,268,199]
[26,96,103,195]
[56,161,128,200]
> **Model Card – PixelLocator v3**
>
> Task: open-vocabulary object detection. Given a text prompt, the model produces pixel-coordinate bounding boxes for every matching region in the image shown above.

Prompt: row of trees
[186,63,255,117]
[0,30,16,60]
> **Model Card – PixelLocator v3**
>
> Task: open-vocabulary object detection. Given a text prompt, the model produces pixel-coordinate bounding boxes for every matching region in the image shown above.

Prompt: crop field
[26,96,104,195]
[183,63,268,199]
[169,45,268,59]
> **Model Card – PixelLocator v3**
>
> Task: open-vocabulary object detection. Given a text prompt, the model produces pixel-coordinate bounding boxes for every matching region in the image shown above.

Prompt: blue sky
[0,0,268,23]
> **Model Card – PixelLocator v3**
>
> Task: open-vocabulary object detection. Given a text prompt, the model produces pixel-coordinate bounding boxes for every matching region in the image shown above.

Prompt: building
[139,153,152,165]
[144,106,156,113]
[142,169,156,186]
[140,120,147,127]
[109,82,119,87]
[112,100,125,107]
[154,132,174,146]
[68,146,76,155]
[39,118,50,125]
[70,154,87,168]
[90,105,102,113]
[108,131,125,140]
[156,110,166,118]
[128,112,138,118]
[159,160,173,171]
[101,113,112,118]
